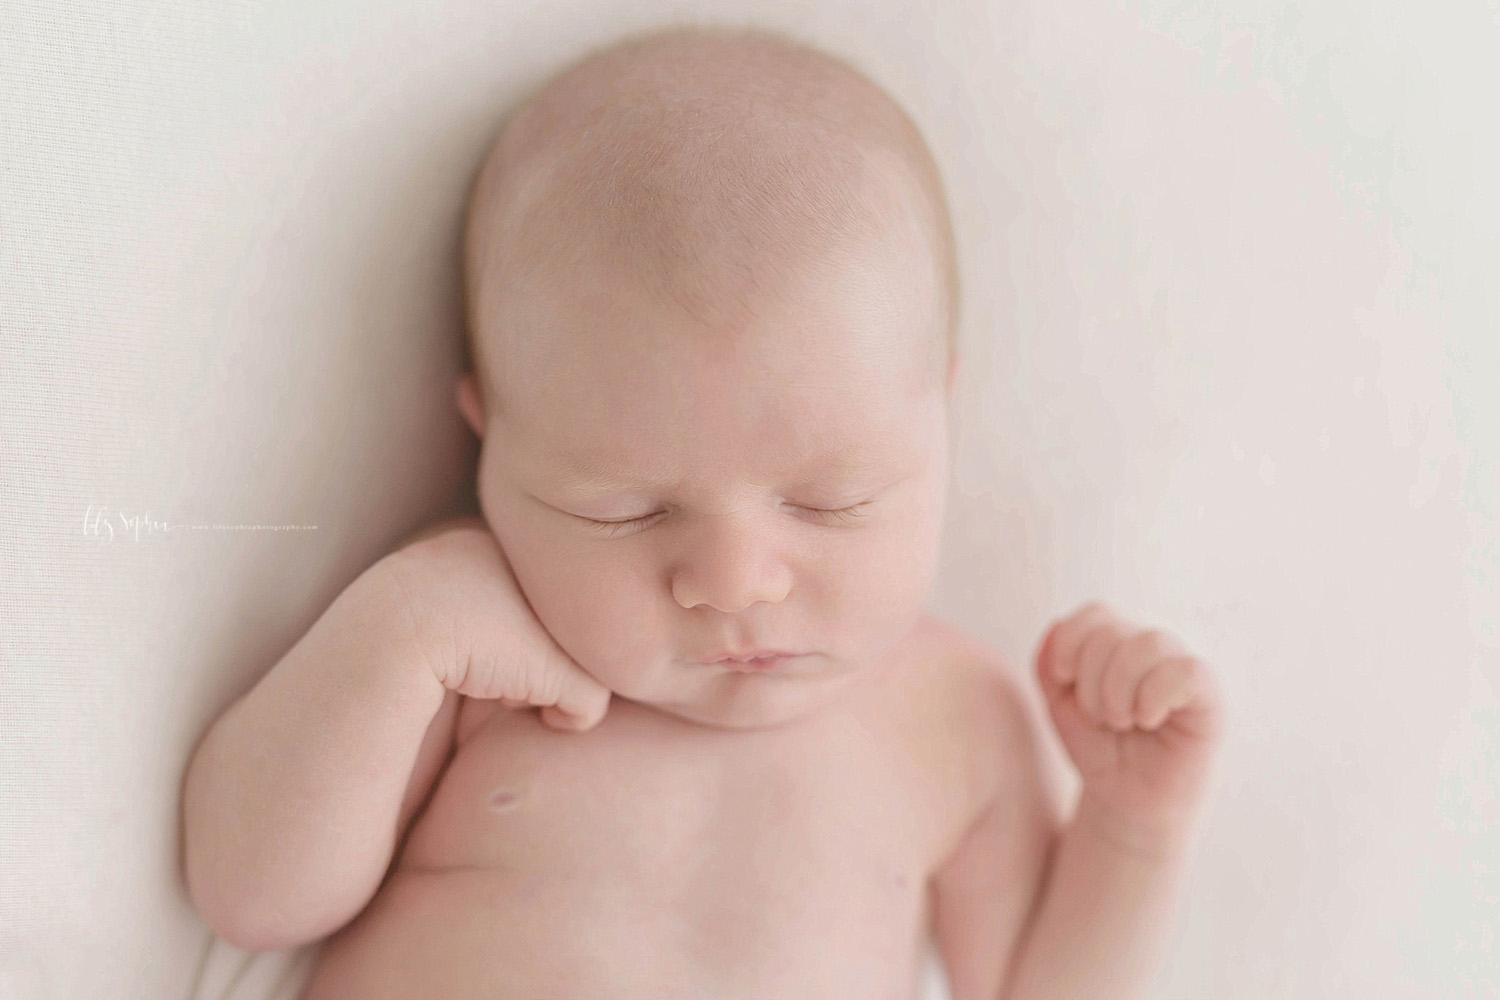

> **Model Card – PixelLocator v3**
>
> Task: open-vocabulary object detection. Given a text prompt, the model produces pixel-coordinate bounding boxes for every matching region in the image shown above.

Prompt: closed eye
[579,501,874,538]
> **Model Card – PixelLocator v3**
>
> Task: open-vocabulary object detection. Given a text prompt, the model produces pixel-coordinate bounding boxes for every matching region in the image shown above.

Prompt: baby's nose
[669,519,792,612]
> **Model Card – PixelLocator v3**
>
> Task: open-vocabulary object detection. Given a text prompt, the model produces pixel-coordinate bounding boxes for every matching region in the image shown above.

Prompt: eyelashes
[580,502,873,538]
[808,502,873,526]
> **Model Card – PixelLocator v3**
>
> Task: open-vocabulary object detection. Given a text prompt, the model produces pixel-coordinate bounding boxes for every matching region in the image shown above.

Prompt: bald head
[461,23,960,420]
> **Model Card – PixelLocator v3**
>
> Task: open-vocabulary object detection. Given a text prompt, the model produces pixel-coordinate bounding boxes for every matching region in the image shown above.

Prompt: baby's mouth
[720,654,799,671]
[689,652,811,672]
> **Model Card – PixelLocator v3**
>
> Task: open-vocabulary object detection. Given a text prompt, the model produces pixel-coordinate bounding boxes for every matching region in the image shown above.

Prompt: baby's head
[456,24,961,729]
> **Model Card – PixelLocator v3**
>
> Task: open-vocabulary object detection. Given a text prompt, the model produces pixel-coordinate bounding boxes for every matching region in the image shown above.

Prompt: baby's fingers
[1039,601,1116,687]
[1101,629,1191,731]
[1073,626,1121,726]
[1135,655,1219,735]
[536,655,613,732]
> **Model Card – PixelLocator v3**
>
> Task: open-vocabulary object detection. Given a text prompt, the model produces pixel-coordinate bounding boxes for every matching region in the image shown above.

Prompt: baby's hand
[383,517,612,731]
[1035,601,1226,854]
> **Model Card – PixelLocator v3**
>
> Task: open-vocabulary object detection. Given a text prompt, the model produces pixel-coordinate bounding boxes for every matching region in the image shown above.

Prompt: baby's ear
[456,372,486,440]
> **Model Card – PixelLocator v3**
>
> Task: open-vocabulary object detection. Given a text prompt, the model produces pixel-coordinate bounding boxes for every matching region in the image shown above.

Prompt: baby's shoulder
[908,612,1030,724]
[896,614,1046,814]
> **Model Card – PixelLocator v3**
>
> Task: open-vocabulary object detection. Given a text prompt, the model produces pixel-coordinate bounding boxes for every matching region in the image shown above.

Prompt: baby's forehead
[511,272,933,407]
[499,332,945,485]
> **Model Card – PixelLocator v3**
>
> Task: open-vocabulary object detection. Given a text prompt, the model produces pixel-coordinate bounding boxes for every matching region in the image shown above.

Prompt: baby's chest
[398,699,956,899]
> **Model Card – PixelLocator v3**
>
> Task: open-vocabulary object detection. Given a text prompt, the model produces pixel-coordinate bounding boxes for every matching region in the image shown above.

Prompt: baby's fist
[1039,603,1209,734]
[1035,601,1226,851]
[383,516,612,732]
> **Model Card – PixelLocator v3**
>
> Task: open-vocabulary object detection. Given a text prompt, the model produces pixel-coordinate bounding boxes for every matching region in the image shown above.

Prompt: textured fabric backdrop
[2,1,1496,998]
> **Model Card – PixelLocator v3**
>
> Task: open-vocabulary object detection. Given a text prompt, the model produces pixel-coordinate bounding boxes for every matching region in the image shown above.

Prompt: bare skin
[297,611,1041,1000]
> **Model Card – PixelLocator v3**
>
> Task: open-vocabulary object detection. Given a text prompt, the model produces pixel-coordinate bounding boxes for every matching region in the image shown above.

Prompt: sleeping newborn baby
[181,24,1226,1000]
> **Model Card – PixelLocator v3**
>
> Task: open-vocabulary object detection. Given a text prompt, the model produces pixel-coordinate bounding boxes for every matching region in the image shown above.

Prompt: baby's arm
[180,532,458,952]
[936,603,1224,999]
[930,670,1190,1000]
[992,795,1195,1000]
[929,669,1065,1000]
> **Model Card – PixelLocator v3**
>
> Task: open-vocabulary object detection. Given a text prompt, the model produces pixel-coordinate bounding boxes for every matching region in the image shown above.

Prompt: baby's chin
[625,665,867,731]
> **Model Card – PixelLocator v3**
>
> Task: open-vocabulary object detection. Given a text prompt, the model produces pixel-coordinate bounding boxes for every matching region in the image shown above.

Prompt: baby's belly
[301,697,951,1000]
[301,858,929,999]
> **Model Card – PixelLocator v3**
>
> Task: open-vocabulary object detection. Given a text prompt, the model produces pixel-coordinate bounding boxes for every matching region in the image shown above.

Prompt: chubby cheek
[493,532,657,681]
[550,557,665,690]
[828,465,948,662]
[830,510,943,661]
[482,540,666,700]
